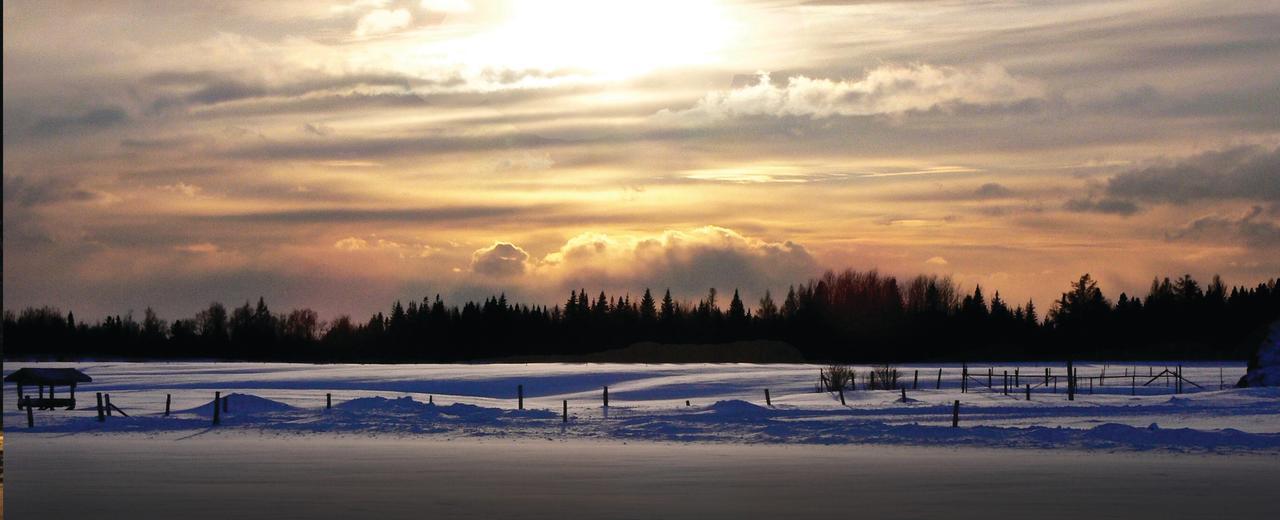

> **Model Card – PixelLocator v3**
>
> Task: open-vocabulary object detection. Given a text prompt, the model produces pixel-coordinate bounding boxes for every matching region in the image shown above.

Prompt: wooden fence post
[326,393,332,410]
[1045,367,1050,386]
[26,396,34,428]
[1015,368,1019,387]
[165,394,171,416]
[1003,371,1009,395]
[913,370,919,390]
[936,368,942,390]
[686,400,690,407]
[900,388,907,402]
[765,389,772,407]
[105,393,113,416]
[988,368,993,391]
[603,386,609,408]
[961,364,968,393]
[563,400,568,423]
[213,391,221,425]
[952,400,959,428]
[1067,361,1075,401]
[838,387,846,406]
[1025,384,1031,401]
[518,385,524,410]
[96,392,105,422]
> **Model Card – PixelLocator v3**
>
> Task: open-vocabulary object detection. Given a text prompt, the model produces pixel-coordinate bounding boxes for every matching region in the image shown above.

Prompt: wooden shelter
[5,368,92,410]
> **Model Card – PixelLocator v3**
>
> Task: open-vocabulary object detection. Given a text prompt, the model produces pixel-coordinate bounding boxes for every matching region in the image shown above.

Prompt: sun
[471,0,734,80]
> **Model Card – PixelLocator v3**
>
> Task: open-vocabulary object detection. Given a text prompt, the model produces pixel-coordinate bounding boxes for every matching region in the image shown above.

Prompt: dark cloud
[144,71,464,114]
[190,205,550,225]
[538,227,821,306]
[1166,206,1280,249]
[29,107,128,136]
[1106,145,1280,203]
[3,175,99,207]
[1063,197,1141,216]
[471,243,530,277]
[974,182,1013,198]
[228,133,566,161]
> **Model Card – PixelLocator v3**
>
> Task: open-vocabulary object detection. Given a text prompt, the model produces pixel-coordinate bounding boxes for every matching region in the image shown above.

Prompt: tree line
[4,270,1278,362]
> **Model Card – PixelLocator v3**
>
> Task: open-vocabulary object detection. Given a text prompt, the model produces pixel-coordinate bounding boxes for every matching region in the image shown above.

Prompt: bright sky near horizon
[4,0,1279,320]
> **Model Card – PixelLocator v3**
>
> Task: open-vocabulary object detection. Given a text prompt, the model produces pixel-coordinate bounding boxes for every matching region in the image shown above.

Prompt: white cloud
[662,64,1044,121]
[529,226,819,300]
[159,182,201,197]
[925,256,949,266]
[334,237,370,251]
[354,8,412,37]
[421,0,471,13]
[471,242,531,277]
[334,236,437,257]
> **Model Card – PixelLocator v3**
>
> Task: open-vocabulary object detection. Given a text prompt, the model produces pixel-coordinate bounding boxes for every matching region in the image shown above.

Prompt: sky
[4,0,1280,321]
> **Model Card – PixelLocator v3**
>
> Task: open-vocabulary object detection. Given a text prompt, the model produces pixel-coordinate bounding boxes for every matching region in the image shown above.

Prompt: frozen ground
[6,436,1279,520]
[4,361,1279,452]
[5,362,1278,519]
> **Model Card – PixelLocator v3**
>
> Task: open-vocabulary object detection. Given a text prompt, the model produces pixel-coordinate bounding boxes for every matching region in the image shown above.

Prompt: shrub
[866,364,901,390]
[819,364,856,392]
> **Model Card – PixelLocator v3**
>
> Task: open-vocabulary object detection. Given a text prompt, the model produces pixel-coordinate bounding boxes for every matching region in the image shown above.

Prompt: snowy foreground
[5,361,1279,452]
[7,436,1279,520]
[6,362,1280,519]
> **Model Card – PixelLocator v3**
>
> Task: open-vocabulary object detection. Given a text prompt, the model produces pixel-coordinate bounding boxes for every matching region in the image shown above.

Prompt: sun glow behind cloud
[4,0,1280,320]
[463,0,735,80]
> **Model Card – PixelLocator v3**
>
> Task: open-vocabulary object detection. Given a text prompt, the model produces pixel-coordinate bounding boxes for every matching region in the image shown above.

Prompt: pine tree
[660,289,675,322]
[757,290,778,320]
[640,289,657,322]
[782,286,799,317]
[728,289,746,322]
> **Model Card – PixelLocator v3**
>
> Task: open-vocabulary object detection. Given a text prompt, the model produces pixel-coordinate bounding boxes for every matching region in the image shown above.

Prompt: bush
[819,364,856,392]
[866,364,901,390]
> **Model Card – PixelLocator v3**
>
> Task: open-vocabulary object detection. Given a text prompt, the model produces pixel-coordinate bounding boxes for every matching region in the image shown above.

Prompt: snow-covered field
[6,361,1279,519]
[4,361,1278,451]
[7,436,1279,520]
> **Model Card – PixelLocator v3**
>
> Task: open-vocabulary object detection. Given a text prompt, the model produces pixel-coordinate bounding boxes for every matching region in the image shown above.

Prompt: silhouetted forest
[4,271,1278,362]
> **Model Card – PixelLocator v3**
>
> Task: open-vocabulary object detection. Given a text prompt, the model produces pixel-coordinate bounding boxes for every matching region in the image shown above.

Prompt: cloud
[1166,206,1280,249]
[175,242,220,254]
[193,205,548,225]
[925,256,949,266]
[661,64,1044,121]
[1063,196,1141,216]
[333,237,370,251]
[530,226,820,300]
[354,8,412,37]
[1106,145,1280,203]
[301,122,333,136]
[158,182,201,197]
[471,242,531,277]
[28,107,128,137]
[974,182,1013,198]
[334,235,437,258]
[3,176,100,207]
[420,0,471,13]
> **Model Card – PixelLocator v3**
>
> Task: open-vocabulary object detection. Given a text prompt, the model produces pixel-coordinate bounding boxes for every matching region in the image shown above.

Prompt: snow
[4,361,1279,453]
[1241,320,1280,386]
[5,436,1279,519]
[182,392,298,416]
